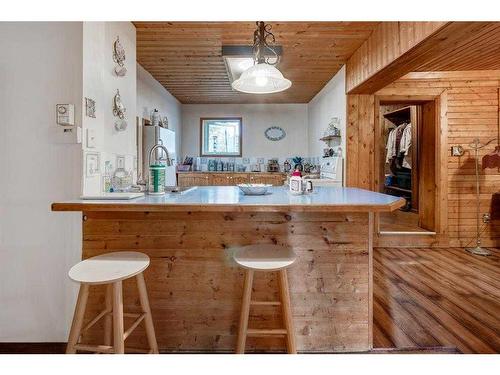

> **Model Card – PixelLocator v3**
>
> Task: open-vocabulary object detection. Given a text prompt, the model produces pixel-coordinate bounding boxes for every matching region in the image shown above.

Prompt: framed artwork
[85,97,96,118]
[85,152,100,177]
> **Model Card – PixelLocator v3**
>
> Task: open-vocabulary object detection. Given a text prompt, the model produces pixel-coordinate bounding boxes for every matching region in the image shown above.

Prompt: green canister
[148,164,166,195]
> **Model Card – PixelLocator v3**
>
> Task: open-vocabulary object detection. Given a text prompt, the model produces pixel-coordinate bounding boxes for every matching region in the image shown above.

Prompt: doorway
[377,100,437,234]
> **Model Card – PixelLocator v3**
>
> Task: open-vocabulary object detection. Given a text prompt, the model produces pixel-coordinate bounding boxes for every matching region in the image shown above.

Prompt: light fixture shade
[231,63,291,94]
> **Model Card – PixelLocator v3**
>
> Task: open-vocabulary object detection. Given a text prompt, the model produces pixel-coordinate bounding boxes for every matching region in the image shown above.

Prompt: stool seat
[233,244,297,271]
[69,251,150,285]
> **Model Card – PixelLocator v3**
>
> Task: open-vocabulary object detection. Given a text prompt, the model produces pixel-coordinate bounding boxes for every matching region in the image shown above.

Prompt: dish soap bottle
[289,168,303,195]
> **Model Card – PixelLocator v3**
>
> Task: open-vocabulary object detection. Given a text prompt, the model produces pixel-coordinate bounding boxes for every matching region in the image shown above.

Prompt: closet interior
[378,102,436,233]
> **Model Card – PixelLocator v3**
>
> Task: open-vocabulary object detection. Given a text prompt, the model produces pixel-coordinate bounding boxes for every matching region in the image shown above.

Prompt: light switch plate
[116,155,126,169]
[86,129,96,148]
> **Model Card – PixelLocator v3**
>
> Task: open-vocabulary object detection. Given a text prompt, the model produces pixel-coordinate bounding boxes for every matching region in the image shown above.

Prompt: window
[200,117,242,157]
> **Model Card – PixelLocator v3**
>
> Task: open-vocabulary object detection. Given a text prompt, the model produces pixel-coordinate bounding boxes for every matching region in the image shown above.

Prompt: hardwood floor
[379,210,432,233]
[2,247,498,354]
[374,247,500,353]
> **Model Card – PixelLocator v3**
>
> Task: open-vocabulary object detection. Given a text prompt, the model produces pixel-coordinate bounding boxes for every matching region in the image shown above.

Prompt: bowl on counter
[237,183,272,196]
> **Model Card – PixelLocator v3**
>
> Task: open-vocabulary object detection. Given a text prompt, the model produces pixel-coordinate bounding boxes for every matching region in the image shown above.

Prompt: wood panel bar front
[79,210,372,353]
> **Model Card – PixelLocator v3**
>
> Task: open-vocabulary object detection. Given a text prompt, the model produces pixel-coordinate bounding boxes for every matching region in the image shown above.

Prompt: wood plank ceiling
[414,22,500,72]
[134,22,379,104]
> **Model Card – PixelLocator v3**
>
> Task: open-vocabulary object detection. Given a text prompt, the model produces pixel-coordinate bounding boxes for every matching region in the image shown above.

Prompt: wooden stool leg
[236,269,254,354]
[136,273,159,354]
[104,284,113,346]
[112,281,125,354]
[66,284,89,354]
[278,269,297,354]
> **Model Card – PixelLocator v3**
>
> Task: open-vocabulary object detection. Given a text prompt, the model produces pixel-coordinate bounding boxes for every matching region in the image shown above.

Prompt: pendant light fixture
[231,21,292,94]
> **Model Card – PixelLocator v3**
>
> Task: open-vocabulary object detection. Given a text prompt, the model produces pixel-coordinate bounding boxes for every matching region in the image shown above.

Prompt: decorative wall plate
[113,36,127,76]
[113,89,127,131]
[264,126,286,141]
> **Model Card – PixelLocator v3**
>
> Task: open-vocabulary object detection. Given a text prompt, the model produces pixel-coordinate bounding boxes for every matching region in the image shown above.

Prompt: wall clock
[264,126,286,141]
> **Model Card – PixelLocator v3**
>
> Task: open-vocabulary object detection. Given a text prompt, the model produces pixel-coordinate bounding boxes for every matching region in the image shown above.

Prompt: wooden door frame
[374,94,448,247]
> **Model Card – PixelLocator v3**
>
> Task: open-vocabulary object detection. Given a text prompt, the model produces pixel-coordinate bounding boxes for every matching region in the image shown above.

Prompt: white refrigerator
[141,125,177,186]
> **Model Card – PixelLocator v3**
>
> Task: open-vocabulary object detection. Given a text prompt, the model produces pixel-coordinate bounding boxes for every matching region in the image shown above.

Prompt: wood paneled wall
[346,22,448,93]
[346,95,375,189]
[346,70,500,247]
[80,211,372,352]
[346,22,500,95]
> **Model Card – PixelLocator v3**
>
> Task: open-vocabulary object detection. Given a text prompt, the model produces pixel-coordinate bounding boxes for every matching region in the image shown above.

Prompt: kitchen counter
[52,186,404,213]
[52,186,404,353]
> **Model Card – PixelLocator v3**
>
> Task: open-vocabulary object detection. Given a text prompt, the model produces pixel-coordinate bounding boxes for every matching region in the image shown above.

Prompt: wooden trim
[51,199,406,214]
[402,70,500,81]
[199,117,243,157]
[437,91,448,238]
[373,94,445,242]
[368,212,374,350]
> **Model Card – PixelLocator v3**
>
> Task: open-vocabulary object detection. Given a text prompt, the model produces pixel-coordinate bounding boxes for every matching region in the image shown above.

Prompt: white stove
[305,156,343,187]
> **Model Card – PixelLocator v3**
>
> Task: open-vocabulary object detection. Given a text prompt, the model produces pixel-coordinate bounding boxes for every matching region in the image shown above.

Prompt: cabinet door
[178,174,210,186]
[250,174,284,186]
[211,174,232,185]
[248,175,265,184]
[192,175,211,186]
[232,174,249,185]
[177,174,190,187]
[269,174,285,186]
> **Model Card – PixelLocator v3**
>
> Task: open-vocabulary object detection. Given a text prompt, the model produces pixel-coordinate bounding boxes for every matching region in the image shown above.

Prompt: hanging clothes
[385,128,397,163]
[399,123,412,169]
[386,122,412,168]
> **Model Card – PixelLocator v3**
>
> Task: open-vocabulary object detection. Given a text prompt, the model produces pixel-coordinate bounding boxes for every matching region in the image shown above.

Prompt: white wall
[181,104,308,158]
[307,66,346,179]
[82,22,137,195]
[307,66,346,157]
[0,22,83,341]
[137,63,182,158]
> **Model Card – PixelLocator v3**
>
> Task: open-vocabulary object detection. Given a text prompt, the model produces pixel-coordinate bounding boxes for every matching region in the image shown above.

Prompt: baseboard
[0,342,66,354]
[0,342,459,354]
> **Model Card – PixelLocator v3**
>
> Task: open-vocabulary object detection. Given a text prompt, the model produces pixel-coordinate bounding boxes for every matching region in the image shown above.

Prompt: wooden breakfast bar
[52,186,404,353]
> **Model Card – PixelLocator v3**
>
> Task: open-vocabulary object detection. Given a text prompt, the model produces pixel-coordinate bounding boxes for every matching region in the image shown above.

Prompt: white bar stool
[66,251,159,354]
[233,244,297,354]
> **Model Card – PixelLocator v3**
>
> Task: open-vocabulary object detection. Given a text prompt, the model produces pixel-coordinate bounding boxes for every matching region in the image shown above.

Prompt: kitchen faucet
[146,143,172,192]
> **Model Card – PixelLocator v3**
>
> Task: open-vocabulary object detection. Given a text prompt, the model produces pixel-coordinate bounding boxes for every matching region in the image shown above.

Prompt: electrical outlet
[451,145,465,156]
[482,213,491,223]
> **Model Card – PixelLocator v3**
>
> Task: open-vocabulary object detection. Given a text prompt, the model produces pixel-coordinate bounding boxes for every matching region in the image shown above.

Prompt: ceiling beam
[346,22,500,94]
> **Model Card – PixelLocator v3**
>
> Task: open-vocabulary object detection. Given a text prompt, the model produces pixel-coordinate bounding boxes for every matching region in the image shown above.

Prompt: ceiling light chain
[253,21,279,66]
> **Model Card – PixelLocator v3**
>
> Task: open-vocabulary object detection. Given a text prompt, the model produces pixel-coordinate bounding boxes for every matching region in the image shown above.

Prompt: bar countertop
[52,186,405,213]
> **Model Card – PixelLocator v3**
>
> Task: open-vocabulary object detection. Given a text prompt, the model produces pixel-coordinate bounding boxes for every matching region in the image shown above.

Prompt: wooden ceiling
[414,22,500,72]
[134,22,379,104]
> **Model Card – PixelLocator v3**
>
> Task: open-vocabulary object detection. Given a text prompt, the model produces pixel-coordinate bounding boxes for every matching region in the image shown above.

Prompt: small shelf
[383,106,411,125]
[320,135,341,142]
[384,184,412,194]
